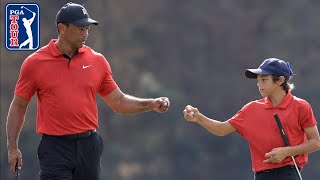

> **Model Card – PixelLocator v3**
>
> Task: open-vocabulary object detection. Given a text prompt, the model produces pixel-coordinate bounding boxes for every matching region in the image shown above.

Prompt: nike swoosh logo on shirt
[82,65,92,69]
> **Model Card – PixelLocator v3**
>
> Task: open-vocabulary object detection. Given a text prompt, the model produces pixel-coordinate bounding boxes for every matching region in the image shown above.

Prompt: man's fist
[152,97,170,113]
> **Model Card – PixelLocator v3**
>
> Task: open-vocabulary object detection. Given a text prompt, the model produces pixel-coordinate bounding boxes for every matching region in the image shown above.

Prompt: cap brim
[245,69,272,79]
[71,18,99,26]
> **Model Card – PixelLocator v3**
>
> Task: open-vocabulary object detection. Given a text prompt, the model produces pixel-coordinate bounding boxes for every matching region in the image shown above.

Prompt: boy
[183,58,320,180]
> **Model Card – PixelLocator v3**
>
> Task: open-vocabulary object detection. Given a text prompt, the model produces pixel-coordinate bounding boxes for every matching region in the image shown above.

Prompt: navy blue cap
[245,58,293,80]
[56,2,98,26]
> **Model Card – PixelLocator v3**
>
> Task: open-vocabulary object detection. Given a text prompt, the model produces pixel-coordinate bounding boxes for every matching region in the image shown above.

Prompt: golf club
[273,114,303,180]
[21,6,34,14]
[15,163,19,180]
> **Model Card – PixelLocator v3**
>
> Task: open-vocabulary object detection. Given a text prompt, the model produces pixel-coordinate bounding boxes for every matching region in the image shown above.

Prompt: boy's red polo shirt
[228,92,317,172]
[15,39,118,135]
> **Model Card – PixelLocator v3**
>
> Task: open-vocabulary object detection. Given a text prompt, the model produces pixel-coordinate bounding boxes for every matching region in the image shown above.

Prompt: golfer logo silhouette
[19,10,36,49]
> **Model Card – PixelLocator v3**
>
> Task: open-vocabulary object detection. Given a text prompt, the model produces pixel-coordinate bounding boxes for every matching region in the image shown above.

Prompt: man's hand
[183,105,199,122]
[152,97,170,113]
[8,148,22,172]
[263,147,289,164]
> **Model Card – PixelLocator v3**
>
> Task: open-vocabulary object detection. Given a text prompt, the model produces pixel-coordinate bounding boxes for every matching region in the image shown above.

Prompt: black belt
[256,165,300,174]
[43,130,96,140]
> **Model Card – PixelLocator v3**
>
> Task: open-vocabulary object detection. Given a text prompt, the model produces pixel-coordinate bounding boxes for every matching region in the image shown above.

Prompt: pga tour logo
[5,3,40,51]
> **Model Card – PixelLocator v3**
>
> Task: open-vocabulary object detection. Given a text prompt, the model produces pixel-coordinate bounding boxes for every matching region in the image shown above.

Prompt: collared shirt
[228,92,317,172]
[15,39,118,135]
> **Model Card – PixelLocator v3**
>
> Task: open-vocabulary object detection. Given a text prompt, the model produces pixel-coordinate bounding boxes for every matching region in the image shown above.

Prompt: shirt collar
[265,91,293,109]
[48,39,86,57]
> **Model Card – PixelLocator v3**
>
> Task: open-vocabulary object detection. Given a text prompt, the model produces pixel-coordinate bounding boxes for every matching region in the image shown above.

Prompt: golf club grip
[15,163,19,180]
[274,114,290,146]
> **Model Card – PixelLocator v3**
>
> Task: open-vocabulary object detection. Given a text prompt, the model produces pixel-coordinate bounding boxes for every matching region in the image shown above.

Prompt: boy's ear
[278,76,286,85]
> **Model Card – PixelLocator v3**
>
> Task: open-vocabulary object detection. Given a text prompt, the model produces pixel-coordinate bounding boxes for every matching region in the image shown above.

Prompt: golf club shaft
[274,114,302,180]
[291,156,303,180]
[22,6,34,13]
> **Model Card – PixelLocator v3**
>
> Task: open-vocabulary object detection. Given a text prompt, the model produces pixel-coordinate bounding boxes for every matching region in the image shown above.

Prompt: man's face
[61,23,90,48]
[256,75,282,97]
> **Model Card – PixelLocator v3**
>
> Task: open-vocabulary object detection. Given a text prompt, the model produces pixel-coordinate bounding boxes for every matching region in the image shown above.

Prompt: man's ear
[57,23,67,34]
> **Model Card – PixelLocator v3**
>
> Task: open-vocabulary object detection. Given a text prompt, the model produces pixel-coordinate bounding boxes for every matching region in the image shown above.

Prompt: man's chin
[77,43,85,48]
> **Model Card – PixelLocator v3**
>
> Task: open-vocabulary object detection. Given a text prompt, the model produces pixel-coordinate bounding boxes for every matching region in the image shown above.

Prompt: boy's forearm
[287,139,320,157]
[287,126,320,157]
[196,114,228,136]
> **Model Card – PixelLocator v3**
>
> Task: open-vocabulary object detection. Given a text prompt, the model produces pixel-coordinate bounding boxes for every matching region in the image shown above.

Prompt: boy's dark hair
[272,76,295,93]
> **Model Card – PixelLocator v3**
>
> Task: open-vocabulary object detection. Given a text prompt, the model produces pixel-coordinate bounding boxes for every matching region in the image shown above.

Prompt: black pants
[254,166,301,180]
[37,131,103,180]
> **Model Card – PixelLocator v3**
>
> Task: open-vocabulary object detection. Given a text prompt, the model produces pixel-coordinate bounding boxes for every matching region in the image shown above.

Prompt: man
[183,58,320,180]
[7,2,170,180]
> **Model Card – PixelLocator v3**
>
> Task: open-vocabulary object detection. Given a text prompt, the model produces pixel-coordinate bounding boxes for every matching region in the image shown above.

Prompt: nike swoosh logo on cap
[82,65,92,69]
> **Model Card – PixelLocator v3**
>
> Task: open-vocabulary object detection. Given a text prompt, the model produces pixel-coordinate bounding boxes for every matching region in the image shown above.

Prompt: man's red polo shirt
[15,39,118,135]
[228,92,317,172]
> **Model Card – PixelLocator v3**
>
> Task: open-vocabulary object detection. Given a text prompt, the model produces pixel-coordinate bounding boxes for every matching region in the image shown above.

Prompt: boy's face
[256,75,282,97]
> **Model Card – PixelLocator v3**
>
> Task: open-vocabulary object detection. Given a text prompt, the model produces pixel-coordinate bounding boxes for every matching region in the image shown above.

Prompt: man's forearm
[103,88,159,114]
[115,94,154,114]
[7,102,27,149]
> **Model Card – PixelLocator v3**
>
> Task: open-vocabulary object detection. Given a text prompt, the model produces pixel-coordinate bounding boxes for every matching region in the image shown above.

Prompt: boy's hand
[263,147,289,164]
[183,105,200,122]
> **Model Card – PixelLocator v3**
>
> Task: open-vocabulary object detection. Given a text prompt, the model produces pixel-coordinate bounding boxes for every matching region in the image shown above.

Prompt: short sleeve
[98,58,118,97]
[228,106,248,138]
[14,58,37,100]
[299,102,317,128]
